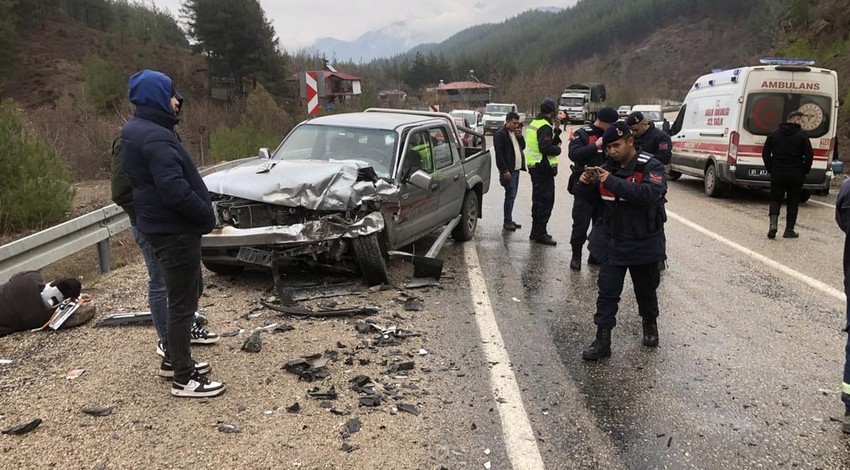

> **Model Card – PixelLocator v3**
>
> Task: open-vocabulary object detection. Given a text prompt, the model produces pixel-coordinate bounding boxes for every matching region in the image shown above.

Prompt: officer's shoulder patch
[658,141,670,151]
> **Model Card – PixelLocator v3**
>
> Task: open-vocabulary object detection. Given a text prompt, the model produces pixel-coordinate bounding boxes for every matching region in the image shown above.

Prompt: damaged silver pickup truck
[200,109,491,285]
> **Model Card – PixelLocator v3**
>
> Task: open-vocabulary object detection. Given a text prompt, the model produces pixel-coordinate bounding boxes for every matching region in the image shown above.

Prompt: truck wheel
[800,189,811,203]
[203,261,244,275]
[704,164,729,198]
[351,233,390,286]
[667,170,682,181]
[452,190,479,241]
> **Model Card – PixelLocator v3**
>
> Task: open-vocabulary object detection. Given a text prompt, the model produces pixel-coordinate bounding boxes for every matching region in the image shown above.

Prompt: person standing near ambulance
[524,98,562,246]
[567,107,619,270]
[576,122,667,361]
[762,111,813,239]
[627,111,672,165]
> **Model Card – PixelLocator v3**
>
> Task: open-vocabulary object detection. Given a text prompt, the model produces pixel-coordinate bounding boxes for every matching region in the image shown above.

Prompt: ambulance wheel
[800,190,811,203]
[667,170,682,181]
[704,164,729,198]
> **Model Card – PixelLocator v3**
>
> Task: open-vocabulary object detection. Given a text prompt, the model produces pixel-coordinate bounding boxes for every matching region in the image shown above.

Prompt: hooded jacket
[0,271,53,337]
[120,70,214,236]
[762,122,814,176]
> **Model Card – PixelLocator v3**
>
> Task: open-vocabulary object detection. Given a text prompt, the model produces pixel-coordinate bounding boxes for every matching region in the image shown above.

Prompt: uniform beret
[602,121,632,145]
[625,111,645,127]
[597,107,619,124]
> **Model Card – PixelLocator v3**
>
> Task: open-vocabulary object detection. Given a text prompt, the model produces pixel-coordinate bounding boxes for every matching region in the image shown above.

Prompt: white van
[668,59,838,198]
[630,104,665,129]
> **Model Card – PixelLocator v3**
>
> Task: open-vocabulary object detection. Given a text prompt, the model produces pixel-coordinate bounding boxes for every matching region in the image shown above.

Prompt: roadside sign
[306,71,319,116]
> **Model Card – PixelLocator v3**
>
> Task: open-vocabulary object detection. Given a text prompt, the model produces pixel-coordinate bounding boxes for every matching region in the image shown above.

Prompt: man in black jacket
[494,111,526,231]
[576,122,667,361]
[567,107,619,269]
[627,111,672,165]
[762,111,813,239]
[121,69,224,398]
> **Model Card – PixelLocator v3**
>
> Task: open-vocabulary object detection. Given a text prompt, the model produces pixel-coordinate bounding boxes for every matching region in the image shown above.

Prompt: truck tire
[667,169,682,181]
[452,190,479,241]
[203,261,244,275]
[704,164,729,198]
[351,233,390,286]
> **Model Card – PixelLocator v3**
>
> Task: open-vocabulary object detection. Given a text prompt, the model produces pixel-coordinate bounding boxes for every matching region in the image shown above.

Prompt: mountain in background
[312,21,421,63]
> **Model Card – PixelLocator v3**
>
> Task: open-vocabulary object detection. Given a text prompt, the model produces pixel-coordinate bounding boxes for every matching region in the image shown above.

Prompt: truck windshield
[559,97,584,107]
[744,93,831,138]
[272,124,398,179]
[485,104,512,114]
[641,111,663,121]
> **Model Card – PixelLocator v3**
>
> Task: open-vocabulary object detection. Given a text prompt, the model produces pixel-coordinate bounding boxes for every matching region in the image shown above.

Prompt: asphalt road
[443,131,850,469]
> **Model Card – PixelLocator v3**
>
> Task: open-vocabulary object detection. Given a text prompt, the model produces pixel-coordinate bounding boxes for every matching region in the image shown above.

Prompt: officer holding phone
[575,121,667,361]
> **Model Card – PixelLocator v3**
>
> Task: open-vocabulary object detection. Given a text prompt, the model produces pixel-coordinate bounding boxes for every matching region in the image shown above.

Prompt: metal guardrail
[0,204,131,283]
[0,157,259,283]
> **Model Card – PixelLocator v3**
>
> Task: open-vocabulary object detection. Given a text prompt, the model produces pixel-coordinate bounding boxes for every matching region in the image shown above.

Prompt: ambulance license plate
[748,169,769,177]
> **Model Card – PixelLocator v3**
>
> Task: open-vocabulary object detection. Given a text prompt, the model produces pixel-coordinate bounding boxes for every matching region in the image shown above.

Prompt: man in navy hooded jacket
[121,69,224,398]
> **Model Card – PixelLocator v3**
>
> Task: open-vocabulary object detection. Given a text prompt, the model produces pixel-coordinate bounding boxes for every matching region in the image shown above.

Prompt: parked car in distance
[630,104,665,128]
[200,109,492,286]
[482,103,525,134]
[450,109,482,132]
[617,105,631,118]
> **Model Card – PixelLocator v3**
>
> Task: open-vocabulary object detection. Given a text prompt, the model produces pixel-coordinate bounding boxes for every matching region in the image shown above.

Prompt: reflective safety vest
[524,118,559,168]
[412,143,433,172]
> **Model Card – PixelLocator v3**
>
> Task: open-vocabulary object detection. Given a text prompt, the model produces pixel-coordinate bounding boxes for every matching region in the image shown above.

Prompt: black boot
[582,327,612,361]
[783,228,799,238]
[642,320,659,347]
[570,245,582,270]
[767,215,778,239]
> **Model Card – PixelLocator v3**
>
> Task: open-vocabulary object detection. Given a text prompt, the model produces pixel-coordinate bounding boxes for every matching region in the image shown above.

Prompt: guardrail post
[96,239,113,274]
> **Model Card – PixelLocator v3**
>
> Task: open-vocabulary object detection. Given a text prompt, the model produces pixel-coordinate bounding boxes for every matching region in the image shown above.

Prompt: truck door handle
[429,182,439,191]
[453,175,460,181]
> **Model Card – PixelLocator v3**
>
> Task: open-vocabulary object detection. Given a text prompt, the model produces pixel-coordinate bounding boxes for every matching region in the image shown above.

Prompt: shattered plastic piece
[241,331,263,353]
[283,354,331,382]
[359,396,381,407]
[511,297,521,302]
[291,282,362,301]
[286,402,301,414]
[484,449,491,455]
[81,406,114,417]
[2,418,42,435]
[319,401,333,409]
[217,423,241,433]
[275,324,295,333]
[397,403,419,416]
[261,301,379,318]
[307,385,338,400]
[336,341,347,349]
[345,417,361,434]
[0,359,13,365]
[349,375,373,393]
[220,328,243,337]
[418,349,429,356]
[66,368,86,380]
[484,461,491,470]
[404,299,424,311]
[340,443,359,453]
[354,322,371,334]
[94,311,152,327]
[395,362,415,371]
[406,277,440,289]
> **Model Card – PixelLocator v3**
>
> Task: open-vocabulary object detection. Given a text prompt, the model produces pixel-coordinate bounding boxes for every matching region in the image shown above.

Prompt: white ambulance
[668,58,838,198]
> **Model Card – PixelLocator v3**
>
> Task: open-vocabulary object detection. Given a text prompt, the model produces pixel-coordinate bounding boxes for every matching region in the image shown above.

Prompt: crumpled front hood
[203,158,398,211]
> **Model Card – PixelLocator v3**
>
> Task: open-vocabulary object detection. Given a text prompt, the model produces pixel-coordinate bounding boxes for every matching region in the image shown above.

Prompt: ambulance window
[670,104,686,135]
[744,93,831,138]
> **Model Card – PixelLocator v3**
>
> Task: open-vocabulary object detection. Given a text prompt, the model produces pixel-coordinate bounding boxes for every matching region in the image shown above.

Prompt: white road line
[808,199,836,209]
[464,243,545,470]
[667,209,845,301]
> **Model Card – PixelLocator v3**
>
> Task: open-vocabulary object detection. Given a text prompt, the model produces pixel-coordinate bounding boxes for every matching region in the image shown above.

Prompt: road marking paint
[808,199,836,209]
[667,210,845,301]
[464,243,545,470]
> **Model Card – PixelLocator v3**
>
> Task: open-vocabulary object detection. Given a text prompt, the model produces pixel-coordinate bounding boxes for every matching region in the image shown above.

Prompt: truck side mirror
[407,169,433,190]
[259,147,271,159]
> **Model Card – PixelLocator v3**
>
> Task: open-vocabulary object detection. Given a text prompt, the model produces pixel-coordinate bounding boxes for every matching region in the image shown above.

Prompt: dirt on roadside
[0,259,461,469]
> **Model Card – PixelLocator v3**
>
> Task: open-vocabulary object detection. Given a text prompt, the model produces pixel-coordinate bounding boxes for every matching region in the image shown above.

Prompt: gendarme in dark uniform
[567,107,619,269]
[626,111,672,165]
[524,98,562,246]
[576,121,667,361]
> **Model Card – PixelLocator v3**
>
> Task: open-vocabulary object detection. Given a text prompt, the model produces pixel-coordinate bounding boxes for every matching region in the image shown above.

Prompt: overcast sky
[151,0,577,50]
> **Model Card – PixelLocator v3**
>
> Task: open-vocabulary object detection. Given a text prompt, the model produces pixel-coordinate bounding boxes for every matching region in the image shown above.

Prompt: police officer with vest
[626,111,672,165]
[567,107,619,269]
[525,98,562,246]
[576,121,667,361]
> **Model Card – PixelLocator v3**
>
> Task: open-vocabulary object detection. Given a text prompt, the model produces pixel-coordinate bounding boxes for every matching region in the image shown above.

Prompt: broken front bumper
[201,211,386,248]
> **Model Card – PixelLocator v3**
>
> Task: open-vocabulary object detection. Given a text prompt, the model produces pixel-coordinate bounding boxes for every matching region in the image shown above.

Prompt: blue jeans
[500,170,520,224]
[147,233,203,384]
[131,227,168,351]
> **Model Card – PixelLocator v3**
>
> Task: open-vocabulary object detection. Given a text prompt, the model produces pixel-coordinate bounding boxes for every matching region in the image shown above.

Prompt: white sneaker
[156,340,166,358]
[171,372,226,398]
[158,358,211,378]
[191,323,220,344]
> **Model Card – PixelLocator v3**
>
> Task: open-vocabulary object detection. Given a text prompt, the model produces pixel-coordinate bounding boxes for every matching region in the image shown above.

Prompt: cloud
[153,0,574,50]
